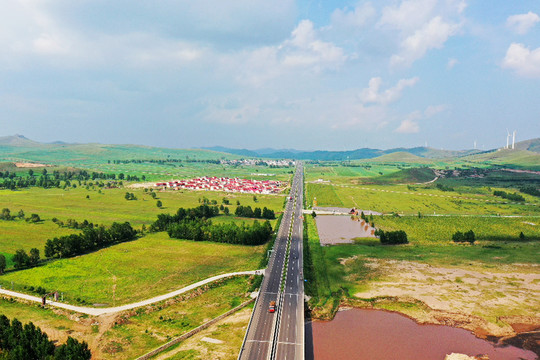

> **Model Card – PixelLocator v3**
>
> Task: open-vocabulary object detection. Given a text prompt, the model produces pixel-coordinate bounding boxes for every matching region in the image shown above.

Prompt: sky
[1,0,540,151]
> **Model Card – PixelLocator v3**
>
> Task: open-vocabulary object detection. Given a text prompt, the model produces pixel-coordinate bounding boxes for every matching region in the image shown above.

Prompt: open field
[305,182,540,215]
[99,276,251,360]
[0,186,285,227]
[0,276,252,360]
[0,185,284,265]
[0,232,264,305]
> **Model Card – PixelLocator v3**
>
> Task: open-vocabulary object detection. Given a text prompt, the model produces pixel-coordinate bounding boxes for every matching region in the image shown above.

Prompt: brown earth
[343,257,540,355]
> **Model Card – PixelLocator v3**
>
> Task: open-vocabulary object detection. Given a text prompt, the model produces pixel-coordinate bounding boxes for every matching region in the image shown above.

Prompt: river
[306,308,537,360]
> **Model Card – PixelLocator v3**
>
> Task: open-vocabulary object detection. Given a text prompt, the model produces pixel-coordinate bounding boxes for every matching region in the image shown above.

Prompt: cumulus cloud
[379,0,437,32]
[360,77,419,105]
[330,2,376,29]
[391,16,460,67]
[281,20,347,70]
[502,43,540,78]
[506,12,540,35]
[395,118,420,133]
[395,104,447,133]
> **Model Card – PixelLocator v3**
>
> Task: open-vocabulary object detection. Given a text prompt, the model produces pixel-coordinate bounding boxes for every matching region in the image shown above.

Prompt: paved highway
[239,163,304,360]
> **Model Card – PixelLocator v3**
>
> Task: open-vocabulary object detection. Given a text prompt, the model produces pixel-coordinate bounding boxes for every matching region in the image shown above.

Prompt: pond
[307,308,537,360]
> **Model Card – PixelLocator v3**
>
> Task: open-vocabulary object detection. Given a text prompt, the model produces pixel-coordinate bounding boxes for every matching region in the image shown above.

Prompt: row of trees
[150,205,220,232]
[520,186,540,198]
[108,158,221,164]
[0,169,141,190]
[52,218,95,230]
[168,219,273,245]
[44,222,137,259]
[1,208,41,222]
[493,190,525,202]
[234,205,275,219]
[0,315,91,359]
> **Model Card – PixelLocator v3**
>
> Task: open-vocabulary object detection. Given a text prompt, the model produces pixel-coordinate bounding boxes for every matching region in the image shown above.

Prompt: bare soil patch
[14,162,49,168]
[352,258,540,340]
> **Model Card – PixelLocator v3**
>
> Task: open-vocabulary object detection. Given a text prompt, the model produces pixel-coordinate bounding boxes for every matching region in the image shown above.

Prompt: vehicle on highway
[269,300,276,313]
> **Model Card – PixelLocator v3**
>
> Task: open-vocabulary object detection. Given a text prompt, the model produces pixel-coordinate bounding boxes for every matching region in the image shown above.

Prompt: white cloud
[379,0,437,32]
[502,43,540,78]
[360,77,419,105]
[447,58,458,69]
[282,20,347,70]
[395,104,447,133]
[330,2,376,29]
[396,118,420,133]
[391,16,461,67]
[506,12,540,35]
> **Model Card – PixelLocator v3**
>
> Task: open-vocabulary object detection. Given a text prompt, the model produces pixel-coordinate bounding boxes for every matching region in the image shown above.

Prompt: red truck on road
[269,301,276,313]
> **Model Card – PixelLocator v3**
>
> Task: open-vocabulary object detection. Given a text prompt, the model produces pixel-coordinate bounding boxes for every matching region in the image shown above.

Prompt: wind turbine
[506,129,511,149]
[512,130,516,149]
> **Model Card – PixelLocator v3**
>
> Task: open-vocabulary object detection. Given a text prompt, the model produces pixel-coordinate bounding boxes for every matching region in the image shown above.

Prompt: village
[155,176,284,194]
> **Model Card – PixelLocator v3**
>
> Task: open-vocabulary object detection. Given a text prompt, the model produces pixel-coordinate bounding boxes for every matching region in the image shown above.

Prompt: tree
[150,192,157,199]
[0,208,11,220]
[17,209,24,219]
[519,231,526,240]
[29,248,40,267]
[13,249,30,269]
[28,169,34,177]
[156,200,162,208]
[0,254,6,274]
[54,337,92,360]
[311,211,317,218]
[26,213,41,223]
[223,207,230,215]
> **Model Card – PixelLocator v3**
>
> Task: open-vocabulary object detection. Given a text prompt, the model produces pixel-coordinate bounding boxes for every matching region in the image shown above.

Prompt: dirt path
[0,270,264,316]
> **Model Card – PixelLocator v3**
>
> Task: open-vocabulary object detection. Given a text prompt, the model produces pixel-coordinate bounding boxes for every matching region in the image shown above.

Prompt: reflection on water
[308,309,537,360]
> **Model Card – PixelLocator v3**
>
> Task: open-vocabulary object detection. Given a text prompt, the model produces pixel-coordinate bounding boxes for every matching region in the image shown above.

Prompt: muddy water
[315,215,376,245]
[309,309,537,360]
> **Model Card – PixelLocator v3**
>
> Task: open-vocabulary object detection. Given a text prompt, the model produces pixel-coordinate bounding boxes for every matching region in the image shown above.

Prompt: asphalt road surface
[239,163,304,360]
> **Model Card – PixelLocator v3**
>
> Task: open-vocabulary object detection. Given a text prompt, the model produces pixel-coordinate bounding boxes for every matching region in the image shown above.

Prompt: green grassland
[305,214,540,317]
[0,186,284,259]
[0,232,263,305]
[100,276,251,360]
[374,215,540,244]
[304,182,540,215]
[465,149,540,170]
[304,163,401,184]
[0,276,252,360]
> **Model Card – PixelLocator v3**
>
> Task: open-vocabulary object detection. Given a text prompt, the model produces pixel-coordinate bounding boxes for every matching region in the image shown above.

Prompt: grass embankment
[0,232,264,305]
[0,276,253,360]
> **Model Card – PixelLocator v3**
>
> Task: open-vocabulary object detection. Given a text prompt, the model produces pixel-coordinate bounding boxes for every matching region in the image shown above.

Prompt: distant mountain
[203,146,482,160]
[0,134,42,147]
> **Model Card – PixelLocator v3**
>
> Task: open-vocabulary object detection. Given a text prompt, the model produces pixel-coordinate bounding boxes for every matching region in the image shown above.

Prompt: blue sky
[1,0,539,150]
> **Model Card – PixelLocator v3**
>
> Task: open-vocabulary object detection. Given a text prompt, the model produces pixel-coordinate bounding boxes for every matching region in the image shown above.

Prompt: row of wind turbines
[504,129,517,150]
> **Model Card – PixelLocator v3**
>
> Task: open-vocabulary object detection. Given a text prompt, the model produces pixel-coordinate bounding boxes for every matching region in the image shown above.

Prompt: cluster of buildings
[220,159,295,167]
[155,176,284,194]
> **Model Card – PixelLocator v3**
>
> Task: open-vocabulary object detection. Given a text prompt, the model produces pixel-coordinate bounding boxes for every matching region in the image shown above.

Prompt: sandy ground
[14,162,49,167]
[315,215,376,245]
[351,258,540,338]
